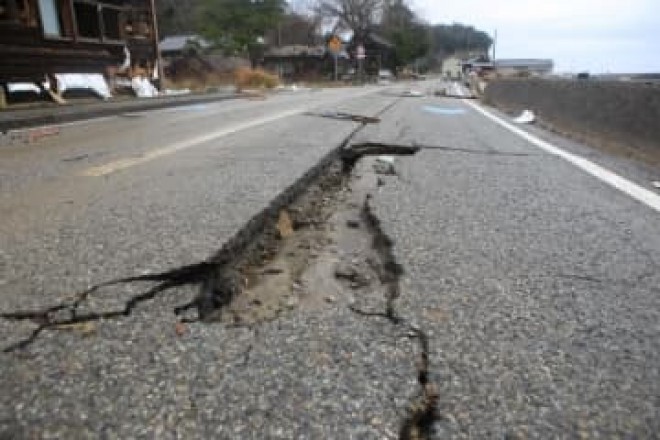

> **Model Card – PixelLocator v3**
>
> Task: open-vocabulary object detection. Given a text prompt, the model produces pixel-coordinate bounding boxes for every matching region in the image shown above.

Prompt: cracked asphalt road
[2,82,660,438]
[1,85,423,438]
[355,94,660,437]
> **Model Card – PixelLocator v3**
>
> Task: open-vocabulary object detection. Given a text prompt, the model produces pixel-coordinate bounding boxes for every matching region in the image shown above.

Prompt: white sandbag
[131,77,159,98]
[55,73,112,99]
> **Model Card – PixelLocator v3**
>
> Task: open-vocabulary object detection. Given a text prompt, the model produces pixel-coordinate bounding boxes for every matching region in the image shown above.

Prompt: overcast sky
[412,0,659,73]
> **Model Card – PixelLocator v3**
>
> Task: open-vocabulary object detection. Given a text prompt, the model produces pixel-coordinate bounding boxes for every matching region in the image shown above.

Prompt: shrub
[234,68,280,91]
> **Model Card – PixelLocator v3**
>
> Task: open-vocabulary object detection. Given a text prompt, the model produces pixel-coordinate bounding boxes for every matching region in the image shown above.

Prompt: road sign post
[328,36,342,81]
[334,54,338,81]
[356,44,366,84]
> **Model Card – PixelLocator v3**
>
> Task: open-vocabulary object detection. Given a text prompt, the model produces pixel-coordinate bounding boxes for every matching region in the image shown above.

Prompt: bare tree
[288,0,318,15]
[316,0,384,41]
[264,12,323,46]
[156,0,201,36]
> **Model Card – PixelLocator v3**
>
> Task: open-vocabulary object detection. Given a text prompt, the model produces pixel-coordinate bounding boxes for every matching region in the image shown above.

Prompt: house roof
[159,35,211,53]
[494,59,554,69]
[461,56,494,69]
[367,33,394,48]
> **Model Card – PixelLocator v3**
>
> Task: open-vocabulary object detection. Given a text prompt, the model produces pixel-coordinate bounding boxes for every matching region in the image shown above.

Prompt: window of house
[102,6,121,40]
[0,0,20,22]
[38,0,62,36]
[73,1,100,39]
[0,1,8,21]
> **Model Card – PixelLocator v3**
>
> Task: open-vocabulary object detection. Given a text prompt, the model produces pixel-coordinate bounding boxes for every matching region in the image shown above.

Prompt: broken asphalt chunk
[374,156,397,175]
[306,111,381,124]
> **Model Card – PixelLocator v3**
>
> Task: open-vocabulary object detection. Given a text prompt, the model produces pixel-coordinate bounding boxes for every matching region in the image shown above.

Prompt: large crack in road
[1,100,445,438]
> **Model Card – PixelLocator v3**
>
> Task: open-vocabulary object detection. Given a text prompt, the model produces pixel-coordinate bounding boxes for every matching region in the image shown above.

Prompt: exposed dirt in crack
[206,149,415,326]
[231,146,440,439]
[218,145,439,438]
[205,159,351,325]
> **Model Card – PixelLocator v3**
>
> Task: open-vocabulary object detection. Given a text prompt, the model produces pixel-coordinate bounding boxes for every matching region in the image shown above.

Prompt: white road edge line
[5,116,116,137]
[82,107,308,177]
[464,100,660,214]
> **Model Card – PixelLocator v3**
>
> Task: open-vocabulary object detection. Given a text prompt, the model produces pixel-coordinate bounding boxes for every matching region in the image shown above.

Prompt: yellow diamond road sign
[328,36,342,54]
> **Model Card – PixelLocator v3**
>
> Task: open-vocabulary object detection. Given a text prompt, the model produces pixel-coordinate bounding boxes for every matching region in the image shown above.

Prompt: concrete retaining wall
[483,79,660,158]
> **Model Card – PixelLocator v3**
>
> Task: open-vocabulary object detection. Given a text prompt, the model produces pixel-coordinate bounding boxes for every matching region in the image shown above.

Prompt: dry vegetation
[162,72,236,93]
[234,68,280,91]
[164,68,280,93]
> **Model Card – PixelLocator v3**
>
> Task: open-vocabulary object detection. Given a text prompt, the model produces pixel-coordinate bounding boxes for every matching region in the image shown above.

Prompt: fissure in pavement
[0,102,403,351]
[1,117,441,439]
[0,143,420,343]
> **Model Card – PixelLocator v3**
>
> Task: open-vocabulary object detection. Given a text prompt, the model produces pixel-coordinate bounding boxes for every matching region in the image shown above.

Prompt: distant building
[460,55,494,76]
[442,56,463,79]
[348,33,396,75]
[159,35,212,58]
[262,45,330,80]
[494,59,554,77]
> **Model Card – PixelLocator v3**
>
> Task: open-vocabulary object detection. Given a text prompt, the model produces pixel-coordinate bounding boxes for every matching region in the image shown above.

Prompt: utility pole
[277,22,283,79]
[0,84,7,109]
[492,29,498,61]
[149,0,164,91]
[466,32,471,57]
[334,53,339,81]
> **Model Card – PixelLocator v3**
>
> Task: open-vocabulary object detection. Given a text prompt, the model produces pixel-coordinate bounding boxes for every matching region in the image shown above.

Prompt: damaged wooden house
[0,0,160,104]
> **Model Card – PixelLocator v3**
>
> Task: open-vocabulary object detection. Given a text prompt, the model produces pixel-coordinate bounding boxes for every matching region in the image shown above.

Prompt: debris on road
[374,156,397,175]
[306,111,381,124]
[334,263,370,287]
[513,109,536,124]
[54,322,97,337]
[652,181,660,189]
[174,321,187,336]
[341,142,420,170]
[61,154,90,163]
[277,210,295,239]
[442,81,475,99]
[402,90,424,97]
[423,105,466,116]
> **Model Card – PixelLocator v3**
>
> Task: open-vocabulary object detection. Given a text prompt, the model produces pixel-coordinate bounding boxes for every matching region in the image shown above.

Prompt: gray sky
[412,0,659,73]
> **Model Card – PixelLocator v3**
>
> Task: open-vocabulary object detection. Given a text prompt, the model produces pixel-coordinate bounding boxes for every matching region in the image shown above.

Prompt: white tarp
[55,73,112,99]
[7,68,164,100]
[131,77,159,98]
[119,46,131,72]
[7,83,46,93]
[514,110,536,124]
